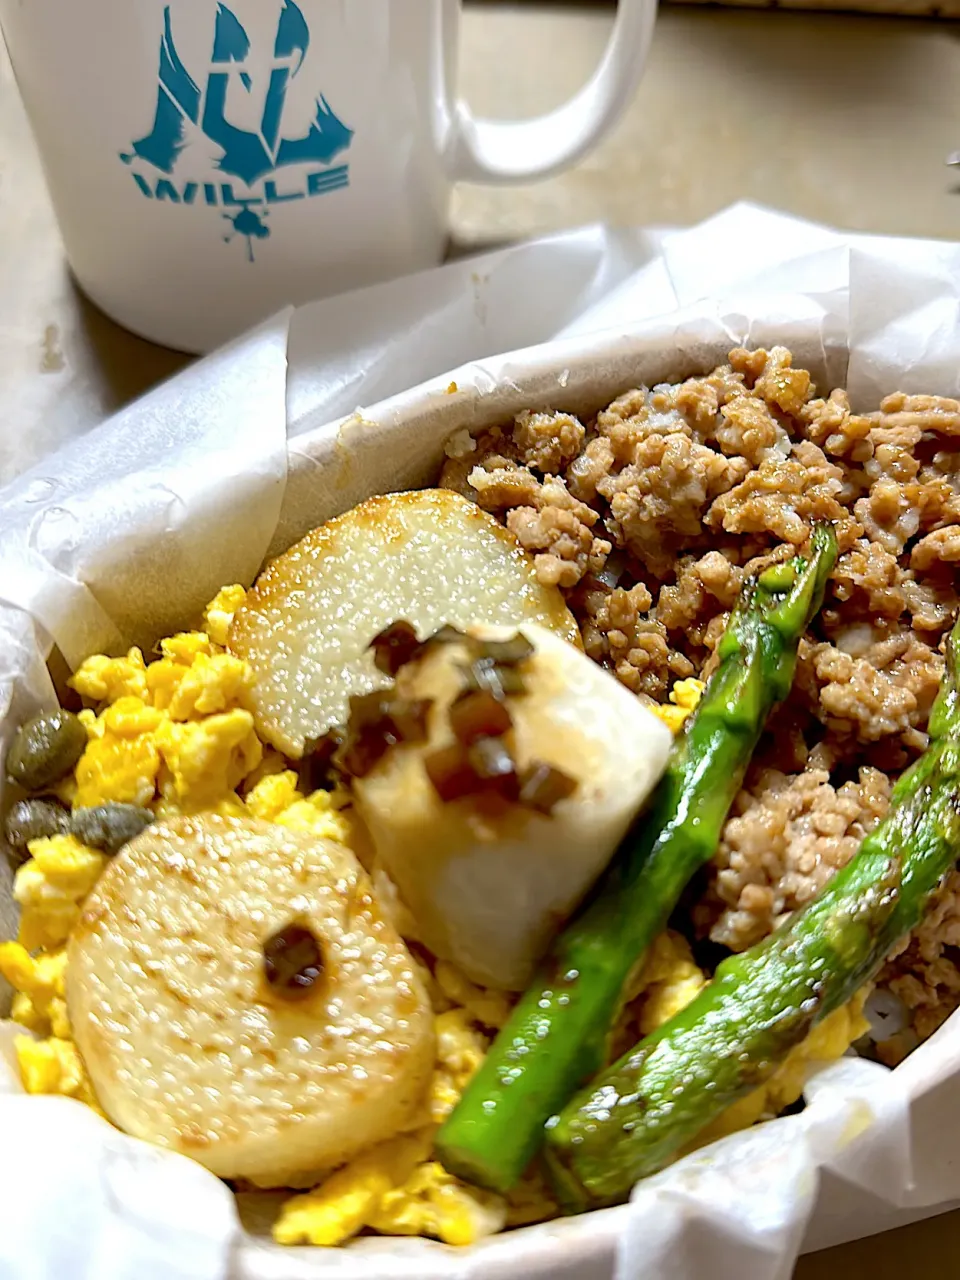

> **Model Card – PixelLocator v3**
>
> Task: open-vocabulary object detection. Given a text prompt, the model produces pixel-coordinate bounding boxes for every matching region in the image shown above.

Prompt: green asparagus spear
[435,524,838,1194]
[543,608,960,1211]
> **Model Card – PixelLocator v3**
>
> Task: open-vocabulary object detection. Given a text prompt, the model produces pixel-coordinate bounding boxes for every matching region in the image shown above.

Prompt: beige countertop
[3,2,960,1273]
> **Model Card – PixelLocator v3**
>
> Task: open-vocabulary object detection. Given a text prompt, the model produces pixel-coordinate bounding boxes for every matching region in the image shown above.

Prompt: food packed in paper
[3,346,960,1250]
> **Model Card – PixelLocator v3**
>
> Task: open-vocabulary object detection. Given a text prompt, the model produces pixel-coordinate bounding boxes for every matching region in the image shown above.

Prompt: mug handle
[448,0,657,184]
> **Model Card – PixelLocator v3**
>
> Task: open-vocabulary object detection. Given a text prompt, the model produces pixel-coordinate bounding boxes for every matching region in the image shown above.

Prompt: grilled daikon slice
[66,814,434,1188]
[350,623,673,991]
[229,490,577,756]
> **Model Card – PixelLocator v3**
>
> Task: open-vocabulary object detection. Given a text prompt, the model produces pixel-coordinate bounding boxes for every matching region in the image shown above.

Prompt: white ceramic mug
[0,0,656,354]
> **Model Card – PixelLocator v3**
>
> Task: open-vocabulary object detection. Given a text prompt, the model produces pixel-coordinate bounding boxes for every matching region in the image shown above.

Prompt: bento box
[4,205,960,1280]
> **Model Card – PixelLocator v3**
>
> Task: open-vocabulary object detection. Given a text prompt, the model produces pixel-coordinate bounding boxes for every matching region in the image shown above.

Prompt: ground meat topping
[698,766,892,951]
[901,573,959,633]
[706,441,853,548]
[598,433,748,578]
[871,391,960,435]
[512,410,585,474]
[874,867,960,1066]
[466,459,542,511]
[821,540,905,633]
[911,525,960,572]
[798,633,943,754]
[655,552,743,639]
[800,388,873,458]
[713,393,789,464]
[442,348,960,1049]
[505,501,610,589]
[737,345,813,417]
[458,465,611,589]
[567,435,617,504]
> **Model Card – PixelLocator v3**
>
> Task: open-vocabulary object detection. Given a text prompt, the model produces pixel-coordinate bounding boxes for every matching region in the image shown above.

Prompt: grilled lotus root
[228,490,578,756]
[66,814,434,1188]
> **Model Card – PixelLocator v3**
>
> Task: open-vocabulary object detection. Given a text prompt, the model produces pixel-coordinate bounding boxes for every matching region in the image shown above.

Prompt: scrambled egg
[634,930,710,1035]
[274,1012,512,1247]
[203,584,248,648]
[0,941,69,1036]
[275,928,865,1249]
[609,930,707,1061]
[274,1132,507,1248]
[652,677,706,734]
[0,587,867,1251]
[614,932,870,1163]
[16,1035,103,1113]
[12,836,106,952]
[273,998,561,1246]
[0,936,102,1111]
[433,960,513,1030]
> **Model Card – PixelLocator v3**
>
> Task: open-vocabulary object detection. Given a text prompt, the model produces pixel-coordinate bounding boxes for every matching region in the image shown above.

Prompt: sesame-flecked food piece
[66,814,435,1188]
[229,490,578,756]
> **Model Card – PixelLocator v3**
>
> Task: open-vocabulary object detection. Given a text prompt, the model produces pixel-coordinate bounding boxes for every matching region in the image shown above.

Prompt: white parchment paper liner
[3,203,960,1280]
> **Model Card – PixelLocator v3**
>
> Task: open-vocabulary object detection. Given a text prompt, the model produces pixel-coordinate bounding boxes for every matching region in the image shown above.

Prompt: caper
[263,922,325,1001]
[6,710,88,791]
[3,797,71,866]
[71,804,154,855]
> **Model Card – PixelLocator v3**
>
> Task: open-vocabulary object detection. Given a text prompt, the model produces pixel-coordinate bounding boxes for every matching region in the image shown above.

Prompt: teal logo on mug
[120,1,353,260]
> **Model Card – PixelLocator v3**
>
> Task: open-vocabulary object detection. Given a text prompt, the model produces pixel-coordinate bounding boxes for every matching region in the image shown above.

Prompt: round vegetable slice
[67,814,434,1188]
[228,490,578,756]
